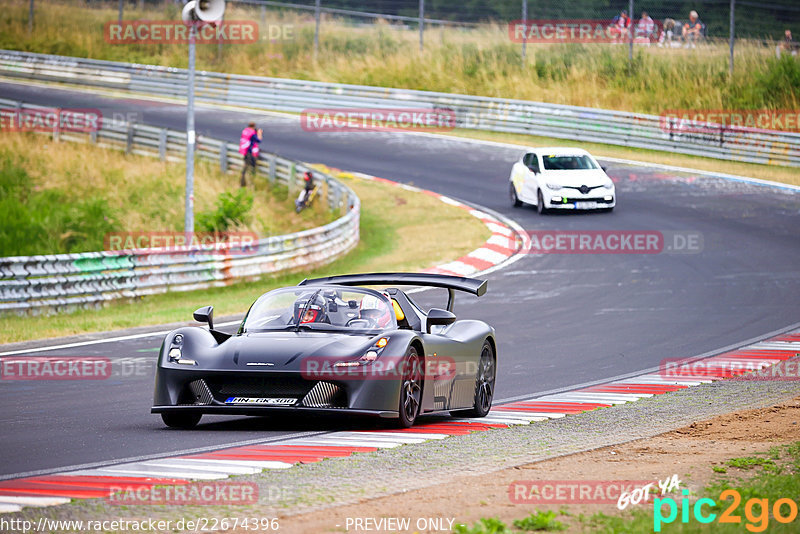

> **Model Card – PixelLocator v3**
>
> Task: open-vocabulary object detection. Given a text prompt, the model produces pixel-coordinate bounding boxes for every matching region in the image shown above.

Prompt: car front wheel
[510,182,522,207]
[397,346,423,428]
[537,190,548,215]
[161,412,202,429]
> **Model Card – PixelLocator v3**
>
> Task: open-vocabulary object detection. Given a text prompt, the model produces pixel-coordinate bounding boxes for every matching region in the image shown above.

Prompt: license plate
[575,201,598,209]
[225,397,297,405]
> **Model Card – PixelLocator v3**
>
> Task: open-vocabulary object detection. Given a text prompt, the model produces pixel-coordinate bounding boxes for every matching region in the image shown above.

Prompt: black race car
[152,273,496,428]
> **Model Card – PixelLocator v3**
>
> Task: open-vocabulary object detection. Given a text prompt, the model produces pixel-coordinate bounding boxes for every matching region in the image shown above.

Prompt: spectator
[238,122,262,187]
[635,11,656,44]
[682,10,704,48]
[658,18,678,48]
[777,29,798,58]
[608,10,631,44]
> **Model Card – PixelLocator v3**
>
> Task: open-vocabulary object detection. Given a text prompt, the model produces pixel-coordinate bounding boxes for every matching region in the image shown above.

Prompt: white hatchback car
[509,148,616,213]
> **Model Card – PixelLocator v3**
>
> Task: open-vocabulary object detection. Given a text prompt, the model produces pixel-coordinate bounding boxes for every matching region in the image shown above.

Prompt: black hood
[220,331,376,369]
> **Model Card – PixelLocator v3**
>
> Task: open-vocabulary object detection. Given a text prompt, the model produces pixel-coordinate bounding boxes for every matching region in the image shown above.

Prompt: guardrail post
[220,142,228,172]
[289,162,296,196]
[158,129,167,160]
[125,122,134,154]
[268,155,276,185]
[53,107,61,142]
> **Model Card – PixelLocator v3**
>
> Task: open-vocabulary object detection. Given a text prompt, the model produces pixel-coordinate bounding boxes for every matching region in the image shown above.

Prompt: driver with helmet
[293,293,330,324]
[359,293,393,328]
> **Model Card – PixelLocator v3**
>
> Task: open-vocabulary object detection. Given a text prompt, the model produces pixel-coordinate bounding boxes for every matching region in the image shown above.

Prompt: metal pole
[419,0,424,52]
[314,0,321,61]
[729,0,735,77]
[28,0,33,34]
[218,12,224,59]
[185,23,196,235]
[118,0,123,23]
[521,0,527,65]
[628,0,634,62]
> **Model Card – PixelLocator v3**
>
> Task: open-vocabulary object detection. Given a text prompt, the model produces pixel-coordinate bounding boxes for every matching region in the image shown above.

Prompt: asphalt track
[1,80,799,479]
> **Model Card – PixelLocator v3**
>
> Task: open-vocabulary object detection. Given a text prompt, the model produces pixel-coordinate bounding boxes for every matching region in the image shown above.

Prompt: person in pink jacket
[239,122,262,187]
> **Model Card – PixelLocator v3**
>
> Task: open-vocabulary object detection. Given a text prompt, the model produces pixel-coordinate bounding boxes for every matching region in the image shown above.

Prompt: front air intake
[188,379,213,405]
[301,381,347,408]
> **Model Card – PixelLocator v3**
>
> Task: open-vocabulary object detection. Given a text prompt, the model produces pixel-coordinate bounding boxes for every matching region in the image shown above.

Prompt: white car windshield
[542,155,598,170]
[242,286,396,332]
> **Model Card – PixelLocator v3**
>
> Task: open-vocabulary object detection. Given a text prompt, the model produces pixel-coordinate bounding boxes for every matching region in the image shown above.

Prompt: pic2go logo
[654,489,799,532]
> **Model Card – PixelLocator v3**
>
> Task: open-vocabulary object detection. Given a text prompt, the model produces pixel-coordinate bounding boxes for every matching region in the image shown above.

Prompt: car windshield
[242,286,396,332]
[541,155,598,170]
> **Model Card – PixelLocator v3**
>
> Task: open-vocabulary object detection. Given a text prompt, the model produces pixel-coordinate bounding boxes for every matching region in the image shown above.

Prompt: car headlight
[334,337,388,367]
[545,182,562,190]
[602,180,614,190]
[168,347,182,361]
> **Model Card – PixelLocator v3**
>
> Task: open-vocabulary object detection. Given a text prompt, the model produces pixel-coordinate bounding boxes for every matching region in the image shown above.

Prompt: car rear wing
[298,272,487,312]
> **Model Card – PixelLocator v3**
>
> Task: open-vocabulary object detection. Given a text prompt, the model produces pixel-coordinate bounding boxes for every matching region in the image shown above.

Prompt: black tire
[161,412,201,429]
[397,346,423,428]
[451,341,495,418]
[510,182,522,207]
[537,189,548,215]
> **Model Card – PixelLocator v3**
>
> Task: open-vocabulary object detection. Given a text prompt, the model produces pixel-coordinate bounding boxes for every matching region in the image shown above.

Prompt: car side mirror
[193,305,214,331]
[426,308,456,334]
[601,166,608,172]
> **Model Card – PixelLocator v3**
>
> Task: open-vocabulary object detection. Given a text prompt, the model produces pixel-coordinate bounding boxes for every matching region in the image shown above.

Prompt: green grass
[726,456,778,472]
[453,517,512,534]
[2,1,798,115]
[0,132,334,256]
[453,511,567,534]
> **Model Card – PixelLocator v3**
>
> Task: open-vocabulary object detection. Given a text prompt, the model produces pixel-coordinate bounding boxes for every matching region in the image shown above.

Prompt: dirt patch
[269,398,800,533]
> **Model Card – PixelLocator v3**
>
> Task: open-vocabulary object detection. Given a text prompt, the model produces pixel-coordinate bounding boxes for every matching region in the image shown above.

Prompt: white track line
[0,504,22,513]
[491,411,567,419]
[61,467,228,480]
[139,460,262,475]
[0,320,241,356]
[0,496,70,506]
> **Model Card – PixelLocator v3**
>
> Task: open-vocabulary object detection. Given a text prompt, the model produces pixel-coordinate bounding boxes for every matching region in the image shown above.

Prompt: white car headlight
[545,182,562,190]
[602,180,614,190]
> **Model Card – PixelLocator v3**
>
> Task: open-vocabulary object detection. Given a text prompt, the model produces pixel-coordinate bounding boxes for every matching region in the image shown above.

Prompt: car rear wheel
[510,182,522,207]
[397,346,422,428]
[161,412,202,429]
[451,341,495,418]
[537,190,548,215]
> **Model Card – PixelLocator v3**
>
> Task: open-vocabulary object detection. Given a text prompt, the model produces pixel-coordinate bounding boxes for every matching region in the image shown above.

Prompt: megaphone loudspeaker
[195,0,225,23]
[181,1,198,24]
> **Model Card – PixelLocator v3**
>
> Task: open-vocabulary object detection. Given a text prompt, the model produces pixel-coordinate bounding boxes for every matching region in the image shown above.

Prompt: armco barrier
[1,49,799,167]
[0,98,360,315]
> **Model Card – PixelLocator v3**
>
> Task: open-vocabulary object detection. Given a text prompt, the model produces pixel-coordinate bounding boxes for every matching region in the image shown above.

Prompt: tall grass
[0,133,332,256]
[2,1,798,114]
